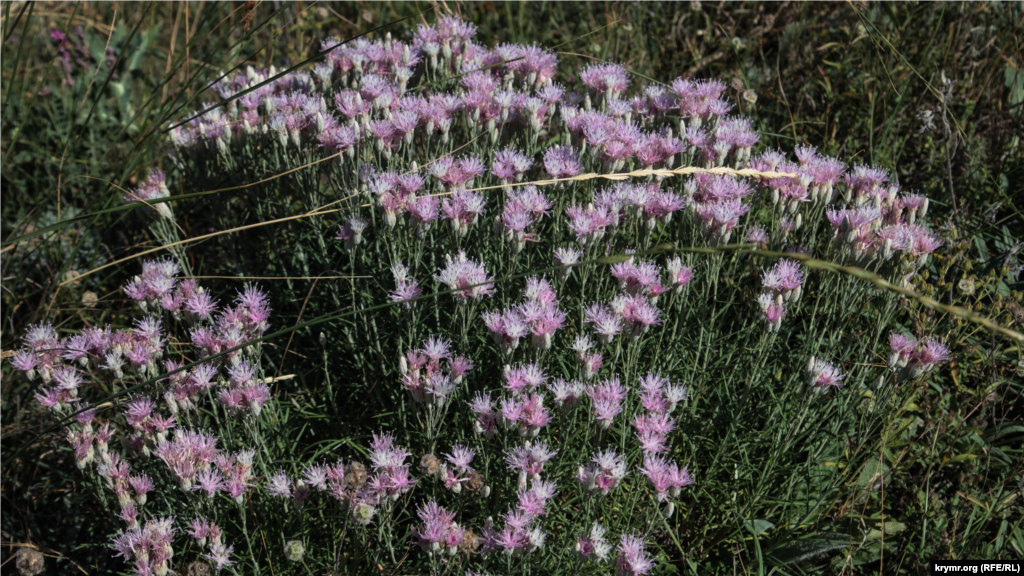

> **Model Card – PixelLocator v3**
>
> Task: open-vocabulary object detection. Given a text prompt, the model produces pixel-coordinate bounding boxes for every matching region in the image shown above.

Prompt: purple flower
[266,470,293,498]
[887,332,918,369]
[665,257,694,292]
[390,260,422,308]
[483,309,528,355]
[204,542,236,571]
[632,412,676,454]
[128,473,155,505]
[905,338,951,378]
[413,500,461,554]
[580,63,631,97]
[610,260,665,297]
[468,392,498,438]
[193,467,225,498]
[693,199,750,242]
[577,449,628,495]
[407,195,440,234]
[615,533,654,576]
[615,294,662,338]
[435,250,494,302]
[492,146,533,183]
[807,358,845,392]
[575,522,612,561]
[757,292,786,333]
[586,377,628,429]
[110,517,179,574]
[552,246,582,281]
[548,378,586,412]
[566,203,614,247]
[585,303,622,345]
[761,259,804,303]
[505,441,558,478]
[543,145,582,179]
[444,445,476,475]
[335,215,370,252]
[442,190,486,237]
[640,454,694,502]
[747,225,768,245]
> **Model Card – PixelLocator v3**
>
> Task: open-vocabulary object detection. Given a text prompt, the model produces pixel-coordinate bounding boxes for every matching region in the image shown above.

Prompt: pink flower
[576,522,612,561]
[585,303,622,345]
[492,146,533,183]
[543,145,582,179]
[578,449,627,495]
[413,500,460,553]
[616,533,654,576]
[266,470,293,498]
[505,441,558,478]
[761,259,804,303]
[807,358,845,391]
[586,377,628,429]
[640,454,694,502]
[580,63,631,97]
[435,250,494,302]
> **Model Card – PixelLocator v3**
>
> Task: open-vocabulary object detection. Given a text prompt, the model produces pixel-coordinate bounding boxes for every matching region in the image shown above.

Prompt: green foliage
[2,3,1022,576]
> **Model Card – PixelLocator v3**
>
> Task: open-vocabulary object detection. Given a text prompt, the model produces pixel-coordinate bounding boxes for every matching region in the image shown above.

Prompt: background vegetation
[2,1,1022,574]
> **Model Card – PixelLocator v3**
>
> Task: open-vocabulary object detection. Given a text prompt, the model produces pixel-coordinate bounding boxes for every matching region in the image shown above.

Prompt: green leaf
[769,533,851,566]
[866,520,907,540]
[945,454,979,465]
[857,458,889,490]
[744,519,776,535]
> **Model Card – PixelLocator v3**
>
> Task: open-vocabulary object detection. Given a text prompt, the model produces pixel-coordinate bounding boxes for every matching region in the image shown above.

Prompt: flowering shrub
[10,12,967,576]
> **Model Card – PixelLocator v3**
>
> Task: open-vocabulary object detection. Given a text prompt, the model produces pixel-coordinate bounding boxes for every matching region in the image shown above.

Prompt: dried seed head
[284,540,305,562]
[81,291,98,308]
[15,548,45,576]
[186,562,212,576]
[345,461,368,490]
[459,529,481,554]
[420,454,441,476]
[464,470,485,493]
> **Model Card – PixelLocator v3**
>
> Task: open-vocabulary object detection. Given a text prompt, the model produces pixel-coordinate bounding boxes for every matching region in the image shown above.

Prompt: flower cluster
[20,8,965,574]
[188,519,235,571]
[413,500,471,556]
[110,517,177,576]
[825,168,941,261]
[435,250,495,303]
[399,336,473,405]
[484,276,566,353]
[577,449,628,495]
[585,291,661,344]
[806,357,846,393]
[9,251,280,575]
[491,363,553,438]
[498,185,551,253]
[216,360,272,416]
[124,169,173,219]
[888,332,951,380]
[481,478,558,556]
[189,284,272,366]
[298,434,413,526]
